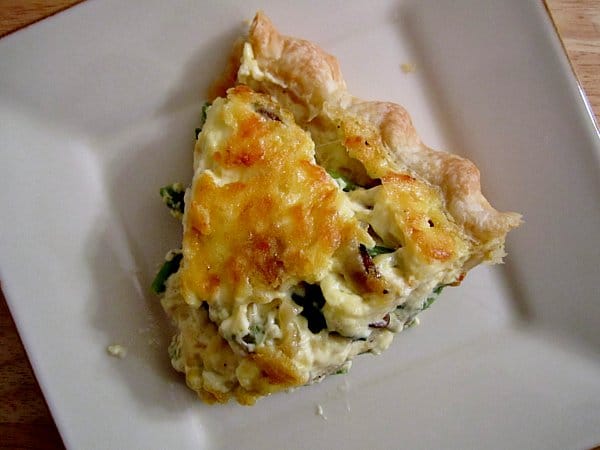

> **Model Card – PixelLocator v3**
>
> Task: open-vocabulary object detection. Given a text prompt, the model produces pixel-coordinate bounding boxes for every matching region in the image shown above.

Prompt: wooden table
[0,1,598,448]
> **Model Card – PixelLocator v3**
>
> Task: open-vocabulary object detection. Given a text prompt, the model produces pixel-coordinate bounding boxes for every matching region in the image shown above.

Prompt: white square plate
[1,1,599,448]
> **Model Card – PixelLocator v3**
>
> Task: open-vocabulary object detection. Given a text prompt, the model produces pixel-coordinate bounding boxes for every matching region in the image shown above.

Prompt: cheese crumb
[316,404,327,420]
[400,62,416,73]
[107,344,127,358]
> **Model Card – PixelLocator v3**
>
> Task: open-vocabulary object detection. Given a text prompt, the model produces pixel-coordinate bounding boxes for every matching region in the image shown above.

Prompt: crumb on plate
[401,62,416,73]
[316,404,328,420]
[107,344,127,358]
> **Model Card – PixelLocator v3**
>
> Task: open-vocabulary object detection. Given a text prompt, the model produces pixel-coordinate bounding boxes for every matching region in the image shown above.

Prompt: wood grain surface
[546,0,600,124]
[0,1,598,449]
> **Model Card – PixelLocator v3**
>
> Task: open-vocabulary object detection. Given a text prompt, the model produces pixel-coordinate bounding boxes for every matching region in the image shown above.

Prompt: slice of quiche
[156,13,521,405]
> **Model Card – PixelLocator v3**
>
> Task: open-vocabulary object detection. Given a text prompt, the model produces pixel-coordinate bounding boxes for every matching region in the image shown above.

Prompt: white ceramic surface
[1,1,599,449]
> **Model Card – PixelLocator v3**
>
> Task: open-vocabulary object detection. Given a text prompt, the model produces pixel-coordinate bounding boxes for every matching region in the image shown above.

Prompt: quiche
[155,12,521,405]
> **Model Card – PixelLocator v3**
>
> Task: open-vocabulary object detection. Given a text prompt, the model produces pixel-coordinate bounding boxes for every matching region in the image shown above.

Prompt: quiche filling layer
[155,13,521,405]
[161,86,470,405]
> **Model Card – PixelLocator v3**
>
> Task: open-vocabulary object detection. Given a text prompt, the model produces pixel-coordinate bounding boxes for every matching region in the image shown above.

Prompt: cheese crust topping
[181,86,363,309]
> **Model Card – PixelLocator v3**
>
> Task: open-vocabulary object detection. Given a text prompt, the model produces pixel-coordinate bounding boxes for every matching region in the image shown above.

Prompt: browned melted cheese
[181,86,357,307]
[341,114,394,178]
[377,173,466,264]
